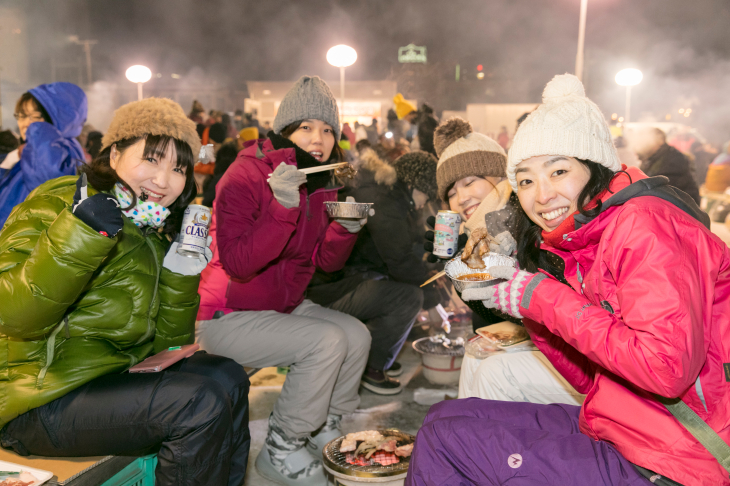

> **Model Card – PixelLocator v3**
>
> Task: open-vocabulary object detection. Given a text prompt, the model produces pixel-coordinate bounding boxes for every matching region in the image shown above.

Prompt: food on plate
[476,322,530,347]
[395,443,414,457]
[461,227,491,269]
[0,470,37,486]
[458,273,492,281]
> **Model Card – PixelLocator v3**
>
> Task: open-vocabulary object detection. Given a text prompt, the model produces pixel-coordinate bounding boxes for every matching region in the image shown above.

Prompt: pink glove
[461,266,542,319]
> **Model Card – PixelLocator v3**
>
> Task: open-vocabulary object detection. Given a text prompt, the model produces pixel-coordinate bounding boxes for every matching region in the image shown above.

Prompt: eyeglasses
[14,113,44,122]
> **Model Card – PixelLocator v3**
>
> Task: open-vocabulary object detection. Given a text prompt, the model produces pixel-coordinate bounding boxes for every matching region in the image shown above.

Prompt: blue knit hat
[273,76,340,140]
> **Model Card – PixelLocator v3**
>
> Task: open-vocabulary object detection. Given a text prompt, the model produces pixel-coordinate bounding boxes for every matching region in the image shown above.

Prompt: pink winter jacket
[519,168,730,485]
[197,139,358,319]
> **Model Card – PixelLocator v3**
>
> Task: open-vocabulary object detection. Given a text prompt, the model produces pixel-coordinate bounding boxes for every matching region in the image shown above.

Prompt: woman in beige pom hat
[408,74,726,486]
[0,97,251,485]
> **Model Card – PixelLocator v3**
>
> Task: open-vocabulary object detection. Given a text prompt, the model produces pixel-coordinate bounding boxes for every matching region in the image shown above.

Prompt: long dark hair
[80,134,196,236]
[279,121,345,163]
[516,159,617,273]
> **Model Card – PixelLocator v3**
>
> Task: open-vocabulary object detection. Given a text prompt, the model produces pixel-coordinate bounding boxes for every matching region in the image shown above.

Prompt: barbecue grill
[322,428,415,485]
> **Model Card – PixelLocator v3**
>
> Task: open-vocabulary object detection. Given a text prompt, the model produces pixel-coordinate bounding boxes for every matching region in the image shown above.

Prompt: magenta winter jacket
[518,168,730,485]
[197,139,357,319]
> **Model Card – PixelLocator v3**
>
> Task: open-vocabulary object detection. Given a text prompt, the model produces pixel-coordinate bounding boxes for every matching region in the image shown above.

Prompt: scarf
[463,179,513,236]
[114,183,171,228]
[268,131,332,194]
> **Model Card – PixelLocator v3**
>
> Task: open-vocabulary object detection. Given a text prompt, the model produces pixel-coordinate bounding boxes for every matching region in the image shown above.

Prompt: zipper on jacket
[138,236,162,345]
[36,319,66,389]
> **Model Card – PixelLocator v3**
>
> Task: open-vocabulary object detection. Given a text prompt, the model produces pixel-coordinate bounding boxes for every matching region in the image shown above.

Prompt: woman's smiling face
[110,138,187,208]
[447,176,500,222]
[514,155,591,232]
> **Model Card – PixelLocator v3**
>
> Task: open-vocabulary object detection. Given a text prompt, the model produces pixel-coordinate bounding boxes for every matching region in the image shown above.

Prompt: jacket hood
[29,82,87,139]
[575,166,710,230]
[357,148,397,186]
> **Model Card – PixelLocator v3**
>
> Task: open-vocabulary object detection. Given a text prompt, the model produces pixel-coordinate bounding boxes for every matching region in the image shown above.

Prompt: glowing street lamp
[125,65,152,101]
[575,0,588,82]
[615,68,643,124]
[326,45,357,122]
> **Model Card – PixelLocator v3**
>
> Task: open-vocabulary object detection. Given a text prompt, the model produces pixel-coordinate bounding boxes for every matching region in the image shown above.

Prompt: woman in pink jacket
[406,75,730,486]
[196,76,371,486]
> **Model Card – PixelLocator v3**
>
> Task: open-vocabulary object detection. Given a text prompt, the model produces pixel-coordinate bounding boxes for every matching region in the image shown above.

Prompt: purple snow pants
[406,398,653,486]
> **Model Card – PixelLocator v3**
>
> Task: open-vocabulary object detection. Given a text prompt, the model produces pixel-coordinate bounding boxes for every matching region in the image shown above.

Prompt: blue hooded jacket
[0,82,87,226]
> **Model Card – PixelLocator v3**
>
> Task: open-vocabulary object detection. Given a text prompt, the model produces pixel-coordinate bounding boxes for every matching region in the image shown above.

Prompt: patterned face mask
[114,183,171,228]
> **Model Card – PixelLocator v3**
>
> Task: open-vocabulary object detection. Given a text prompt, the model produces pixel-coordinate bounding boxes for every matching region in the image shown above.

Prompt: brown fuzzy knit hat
[434,117,507,202]
[102,98,201,156]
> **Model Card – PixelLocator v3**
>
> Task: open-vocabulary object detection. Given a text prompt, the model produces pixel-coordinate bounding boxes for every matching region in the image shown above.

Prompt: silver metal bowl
[325,201,373,218]
[445,253,516,293]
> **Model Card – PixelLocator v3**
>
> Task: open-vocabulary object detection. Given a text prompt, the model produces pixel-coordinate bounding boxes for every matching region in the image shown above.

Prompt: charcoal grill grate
[412,337,465,357]
[322,429,414,479]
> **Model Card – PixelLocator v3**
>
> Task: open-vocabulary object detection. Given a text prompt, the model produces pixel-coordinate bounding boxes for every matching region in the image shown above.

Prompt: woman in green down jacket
[0,98,250,486]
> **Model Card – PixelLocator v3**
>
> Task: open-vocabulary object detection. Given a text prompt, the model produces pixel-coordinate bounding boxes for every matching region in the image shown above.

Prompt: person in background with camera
[0,82,87,226]
[0,98,250,486]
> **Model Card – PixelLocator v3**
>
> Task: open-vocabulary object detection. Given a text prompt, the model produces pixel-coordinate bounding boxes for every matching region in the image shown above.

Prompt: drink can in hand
[177,205,211,258]
[433,210,461,258]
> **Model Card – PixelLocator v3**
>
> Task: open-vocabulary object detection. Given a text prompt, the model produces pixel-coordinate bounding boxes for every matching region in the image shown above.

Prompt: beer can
[177,205,212,258]
[433,210,461,258]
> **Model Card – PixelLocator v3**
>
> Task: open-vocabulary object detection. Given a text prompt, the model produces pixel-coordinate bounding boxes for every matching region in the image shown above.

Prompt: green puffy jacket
[0,176,200,428]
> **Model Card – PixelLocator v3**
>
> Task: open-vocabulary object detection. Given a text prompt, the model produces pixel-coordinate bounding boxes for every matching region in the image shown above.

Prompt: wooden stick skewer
[299,162,349,174]
[421,270,446,287]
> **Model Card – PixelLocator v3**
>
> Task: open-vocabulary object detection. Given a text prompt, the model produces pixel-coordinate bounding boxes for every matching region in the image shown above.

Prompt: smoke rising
[4,0,728,144]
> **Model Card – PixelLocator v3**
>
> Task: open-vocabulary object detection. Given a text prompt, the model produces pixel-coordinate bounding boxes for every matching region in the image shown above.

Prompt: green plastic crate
[101,454,156,486]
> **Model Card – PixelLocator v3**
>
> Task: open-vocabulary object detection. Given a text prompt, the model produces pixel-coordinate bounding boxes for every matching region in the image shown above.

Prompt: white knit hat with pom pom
[506,73,620,190]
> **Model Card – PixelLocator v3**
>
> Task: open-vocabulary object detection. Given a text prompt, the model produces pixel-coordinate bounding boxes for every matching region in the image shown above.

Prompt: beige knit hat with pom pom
[434,117,507,201]
[102,97,201,156]
[506,73,620,191]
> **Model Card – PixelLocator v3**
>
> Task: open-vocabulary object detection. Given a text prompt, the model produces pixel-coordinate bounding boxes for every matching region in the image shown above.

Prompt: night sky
[16,0,730,141]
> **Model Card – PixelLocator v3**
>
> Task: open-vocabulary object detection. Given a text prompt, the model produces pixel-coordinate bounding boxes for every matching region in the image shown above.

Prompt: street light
[326,45,357,122]
[125,65,152,101]
[574,0,588,82]
[615,68,643,124]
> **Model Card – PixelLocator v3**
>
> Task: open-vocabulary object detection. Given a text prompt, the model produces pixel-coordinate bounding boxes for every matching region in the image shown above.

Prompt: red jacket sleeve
[520,206,709,398]
[312,221,358,273]
[216,163,300,280]
[523,317,595,394]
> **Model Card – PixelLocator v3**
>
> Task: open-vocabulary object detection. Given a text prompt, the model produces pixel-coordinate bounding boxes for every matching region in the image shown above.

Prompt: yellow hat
[238,127,259,142]
[393,93,417,120]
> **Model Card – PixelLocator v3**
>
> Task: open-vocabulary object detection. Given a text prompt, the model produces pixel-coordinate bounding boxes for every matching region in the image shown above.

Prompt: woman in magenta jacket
[406,75,730,486]
[196,76,371,486]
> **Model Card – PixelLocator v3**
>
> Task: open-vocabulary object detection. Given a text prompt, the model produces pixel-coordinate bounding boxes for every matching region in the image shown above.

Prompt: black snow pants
[1,352,250,486]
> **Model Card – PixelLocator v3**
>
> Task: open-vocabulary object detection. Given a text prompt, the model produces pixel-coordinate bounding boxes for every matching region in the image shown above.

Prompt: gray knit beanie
[273,76,340,140]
